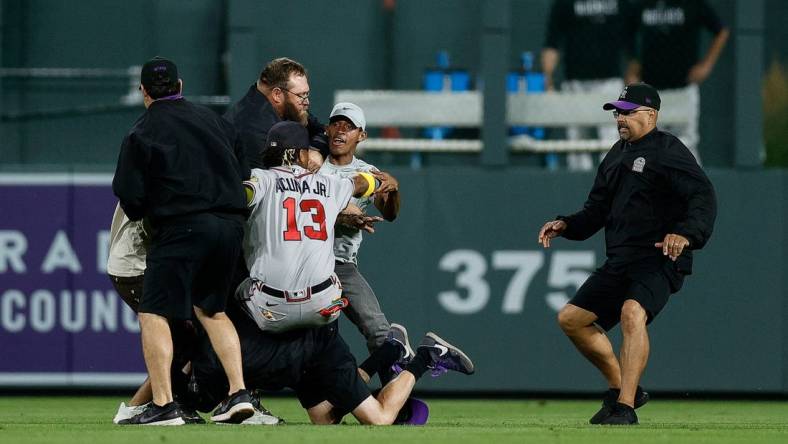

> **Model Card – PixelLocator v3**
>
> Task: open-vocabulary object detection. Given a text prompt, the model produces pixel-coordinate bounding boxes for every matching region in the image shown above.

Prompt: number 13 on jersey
[282,197,327,241]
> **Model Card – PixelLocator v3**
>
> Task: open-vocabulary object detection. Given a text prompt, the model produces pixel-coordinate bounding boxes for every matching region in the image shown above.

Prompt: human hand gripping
[338,204,383,234]
[371,170,398,194]
[538,220,567,248]
[655,233,689,261]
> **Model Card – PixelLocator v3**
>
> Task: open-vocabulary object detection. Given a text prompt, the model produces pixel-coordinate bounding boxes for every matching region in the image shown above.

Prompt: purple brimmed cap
[603,82,661,111]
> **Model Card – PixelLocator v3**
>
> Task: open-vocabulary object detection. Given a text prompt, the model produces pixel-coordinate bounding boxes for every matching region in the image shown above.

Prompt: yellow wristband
[358,172,376,198]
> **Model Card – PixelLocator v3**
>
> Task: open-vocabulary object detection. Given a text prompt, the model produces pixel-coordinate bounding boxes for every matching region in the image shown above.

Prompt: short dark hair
[259,57,307,90]
[147,82,181,99]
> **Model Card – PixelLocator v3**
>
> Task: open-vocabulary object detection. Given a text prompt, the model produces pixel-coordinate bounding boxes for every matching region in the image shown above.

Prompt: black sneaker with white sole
[211,389,255,424]
[589,386,649,424]
[417,332,475,375]
[387,323,415,367]
[117,401,186,426]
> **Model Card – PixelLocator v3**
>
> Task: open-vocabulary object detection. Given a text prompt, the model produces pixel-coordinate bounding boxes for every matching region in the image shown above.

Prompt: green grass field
[1,397,787,444]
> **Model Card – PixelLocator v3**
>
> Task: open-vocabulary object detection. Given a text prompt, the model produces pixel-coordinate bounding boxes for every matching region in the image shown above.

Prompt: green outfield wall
[338,167,788,394]
[0,168,785,393]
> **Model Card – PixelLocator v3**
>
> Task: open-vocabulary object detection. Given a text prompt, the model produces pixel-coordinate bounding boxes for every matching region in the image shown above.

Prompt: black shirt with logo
[544,0,636,80]
[634,0,725,89]
[113,98,248,225]
[558,128,717,275]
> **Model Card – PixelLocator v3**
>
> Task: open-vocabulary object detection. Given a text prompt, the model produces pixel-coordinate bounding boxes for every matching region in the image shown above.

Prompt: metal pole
[480,0,510,167]
[733,0,765,168]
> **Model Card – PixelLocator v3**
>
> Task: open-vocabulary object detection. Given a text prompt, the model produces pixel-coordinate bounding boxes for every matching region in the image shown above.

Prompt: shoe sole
[425,332,475,375]
[391,323,415,360]
[240,411,284,425]
[211,402,255,423]
[141,417,186,426]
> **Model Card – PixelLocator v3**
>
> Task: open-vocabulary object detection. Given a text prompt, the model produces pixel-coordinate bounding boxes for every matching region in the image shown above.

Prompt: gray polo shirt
[319,156,376,264]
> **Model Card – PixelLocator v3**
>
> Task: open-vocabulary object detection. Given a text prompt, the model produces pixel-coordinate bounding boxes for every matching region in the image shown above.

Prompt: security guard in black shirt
[538,83,717,425]
[223,57,327,174]
[113,57,254,425]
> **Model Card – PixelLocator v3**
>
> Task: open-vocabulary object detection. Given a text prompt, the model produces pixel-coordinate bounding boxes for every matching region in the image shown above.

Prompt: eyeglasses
[279,87,310,103]
[612,109,651,118]
[328,120,359,132]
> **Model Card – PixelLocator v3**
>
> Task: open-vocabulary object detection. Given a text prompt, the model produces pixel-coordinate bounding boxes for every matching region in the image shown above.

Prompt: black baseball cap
[140,57,179,91]
[266,121,310,151]
[603,82,661,111]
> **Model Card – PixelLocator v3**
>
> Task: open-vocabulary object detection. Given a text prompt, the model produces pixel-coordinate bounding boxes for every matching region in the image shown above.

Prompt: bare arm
[372,171,400,221]
[687,28,729,84]
[337,203,383,234]
[625,59,642,85]
[541,48,560,91]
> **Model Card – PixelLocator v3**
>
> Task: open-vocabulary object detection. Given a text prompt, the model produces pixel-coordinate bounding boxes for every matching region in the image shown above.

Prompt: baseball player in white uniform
[191,121,474,426]
[236,120,396,333]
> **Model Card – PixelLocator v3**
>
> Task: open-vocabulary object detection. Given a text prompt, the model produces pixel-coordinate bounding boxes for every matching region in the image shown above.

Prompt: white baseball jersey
[106,203,147,277]
[244,166,355,291]
[318,156,376,264]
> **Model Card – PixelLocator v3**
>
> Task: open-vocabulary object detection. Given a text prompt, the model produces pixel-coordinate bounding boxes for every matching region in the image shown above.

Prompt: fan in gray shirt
[318,103,400,358]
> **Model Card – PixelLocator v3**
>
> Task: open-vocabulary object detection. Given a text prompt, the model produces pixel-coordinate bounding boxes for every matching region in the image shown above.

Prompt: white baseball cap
[329,102,366,130]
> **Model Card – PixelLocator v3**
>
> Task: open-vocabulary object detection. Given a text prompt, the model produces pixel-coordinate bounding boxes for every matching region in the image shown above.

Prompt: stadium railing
[0,66,229,122]
[333,89,696,154]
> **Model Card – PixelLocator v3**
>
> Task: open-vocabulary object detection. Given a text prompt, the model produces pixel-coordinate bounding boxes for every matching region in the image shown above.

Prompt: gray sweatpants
[334,261,390,352]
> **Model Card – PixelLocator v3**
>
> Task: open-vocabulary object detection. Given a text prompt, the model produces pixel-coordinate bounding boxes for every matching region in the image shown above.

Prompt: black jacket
[559,128,717,273]
[112,98,247,225]
[223,84,327,171]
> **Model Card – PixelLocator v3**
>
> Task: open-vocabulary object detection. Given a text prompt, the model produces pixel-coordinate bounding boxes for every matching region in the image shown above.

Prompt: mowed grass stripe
[0,397,787,444]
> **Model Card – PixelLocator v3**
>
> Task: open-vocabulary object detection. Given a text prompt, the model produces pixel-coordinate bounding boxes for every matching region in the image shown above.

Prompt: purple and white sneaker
[418,332,475,375]
[386,323,415,372]
[394,398,430,426]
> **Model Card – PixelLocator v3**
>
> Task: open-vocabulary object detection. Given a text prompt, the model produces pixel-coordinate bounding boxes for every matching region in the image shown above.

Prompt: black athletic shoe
[589,386,649,424]
[181,406,206,424]
[117,401,185,426]
[211,389,255,424]
[417,332,475,375]
[599,402,638,425]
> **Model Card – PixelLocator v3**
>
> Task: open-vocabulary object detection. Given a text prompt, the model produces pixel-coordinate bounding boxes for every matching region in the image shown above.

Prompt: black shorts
[190,310,370,414]
[570,260,680,331]
[109,273,199,369]
[140,213,243,320]
[293,323,370,414]
[109,274,144,311]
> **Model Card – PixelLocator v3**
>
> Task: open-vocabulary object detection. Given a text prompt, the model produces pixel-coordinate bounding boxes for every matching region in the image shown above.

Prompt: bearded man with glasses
[537,83,717,425]
[224,57,327,176]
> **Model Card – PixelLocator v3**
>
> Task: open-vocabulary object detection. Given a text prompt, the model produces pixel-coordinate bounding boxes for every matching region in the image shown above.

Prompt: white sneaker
[113,402,149,424]
[241,408,284,425]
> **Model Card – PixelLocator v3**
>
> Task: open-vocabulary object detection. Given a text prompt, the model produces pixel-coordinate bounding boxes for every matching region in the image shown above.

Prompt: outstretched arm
[687,28,729,84]
[373,171,400,221]
[337,203,384,234]
[538,220,567,248]
[352,171,396,198]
